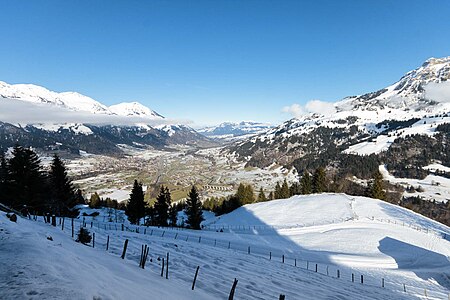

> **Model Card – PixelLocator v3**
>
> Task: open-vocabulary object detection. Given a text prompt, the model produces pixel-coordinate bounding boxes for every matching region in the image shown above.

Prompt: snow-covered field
[1,194,449,299]
[380,165,450,203]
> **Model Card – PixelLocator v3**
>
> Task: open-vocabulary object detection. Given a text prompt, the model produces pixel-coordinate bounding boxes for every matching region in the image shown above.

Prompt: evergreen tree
[145,205,157,226]
[185,186,204,229]
[74,189,86,205]
[236,183,255,204]
[268,191,274,200]
[168,204,178,227]
[7,145,46,211]
[280,179,290,198]
[300,171,312,194]
[154,185,171,226]
[125,180,146,225]
[0,154,10,205]
[312,167,327,193]
[89,192,101,209]
[274,182,282,199]
[369,171,385,200]
[289,182,301,196]
[257,187,267,202]
[48,154,77,216]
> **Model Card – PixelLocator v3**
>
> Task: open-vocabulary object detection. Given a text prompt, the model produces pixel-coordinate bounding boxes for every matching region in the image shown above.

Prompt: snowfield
[1,194,449,299]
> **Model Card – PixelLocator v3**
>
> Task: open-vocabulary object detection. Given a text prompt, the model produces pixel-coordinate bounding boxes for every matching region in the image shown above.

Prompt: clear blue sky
[1,0,449,126]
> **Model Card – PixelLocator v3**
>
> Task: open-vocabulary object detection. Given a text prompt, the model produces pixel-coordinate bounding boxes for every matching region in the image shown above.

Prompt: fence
[30,214,450,300]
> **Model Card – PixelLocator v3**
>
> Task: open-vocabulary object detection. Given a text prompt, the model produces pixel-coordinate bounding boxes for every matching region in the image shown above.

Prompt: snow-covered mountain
[0,81,165,119]
[0,81,216,153]
[109,101,164,119]
[229,57,450,180]
[0,81,112,114]
[198,121,273,141]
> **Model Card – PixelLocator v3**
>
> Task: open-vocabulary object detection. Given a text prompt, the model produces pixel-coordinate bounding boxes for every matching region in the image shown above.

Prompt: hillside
[1,194,449,299]
[228,57,450,183]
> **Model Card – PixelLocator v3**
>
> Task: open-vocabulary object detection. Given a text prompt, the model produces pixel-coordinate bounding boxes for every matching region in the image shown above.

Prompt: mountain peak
[109,102,164,119]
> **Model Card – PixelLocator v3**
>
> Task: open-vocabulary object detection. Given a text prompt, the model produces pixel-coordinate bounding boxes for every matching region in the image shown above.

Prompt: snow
[1,193,449,299]
[424,163,450,173]
[109,102,163,119]
[379,165,450,203]
[33,123,94,135]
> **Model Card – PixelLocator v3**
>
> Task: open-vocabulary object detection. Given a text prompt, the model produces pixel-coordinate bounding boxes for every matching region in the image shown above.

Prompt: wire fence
[29,213,450,300]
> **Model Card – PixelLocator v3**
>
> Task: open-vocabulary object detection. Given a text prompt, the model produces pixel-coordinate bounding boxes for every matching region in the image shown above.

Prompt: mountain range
[227,57,450,181]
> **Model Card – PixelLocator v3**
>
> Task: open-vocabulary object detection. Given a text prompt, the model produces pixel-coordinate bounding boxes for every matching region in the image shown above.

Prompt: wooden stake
[228,278,238,300]
[192,266,200,290]
[121,239,129,259]
[106,235,109,251]
[166,252,169,279]
[161,258,165,277]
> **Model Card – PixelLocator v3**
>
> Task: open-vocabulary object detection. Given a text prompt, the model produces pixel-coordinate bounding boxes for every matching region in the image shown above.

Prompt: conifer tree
[369,171,385,200]
[185,186,204,230]
[48,154,77,216]
[312,167,327,193]
[89,192,101,209]
[280,179,290,199]
[300,171,312,194]
[257,187,267,202]
[125,180,146,225]
[7,145,46,211]
[274,182,282,199]
[268,191,274,200]
[154,185,171,226]
[289,182,301,196]
[0,154,10,205]
[168,204,178,227]
[236,183,255,204]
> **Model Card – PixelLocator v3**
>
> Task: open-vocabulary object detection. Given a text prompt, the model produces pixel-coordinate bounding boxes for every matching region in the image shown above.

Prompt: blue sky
[1,0,450,126]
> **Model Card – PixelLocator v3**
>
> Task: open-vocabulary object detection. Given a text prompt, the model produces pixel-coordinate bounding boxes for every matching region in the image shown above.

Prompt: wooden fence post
[337,270,340,278]
[279,295,285,300]
[92,233,95,248]
[198,236,201,243]
[166,252,169,279]
[382,278,384,288]
[106,235,110,251]
[71,218,74,238]
[61,217,65,231]
[248,246,250,254]
[121,239,129,259]
[228,278,238,300]
[282,255,284,263]
[352,273,354,282]
[228,241,231,249]
[361,275,363,284]
[315,264,318,272]
[161,258,165,277]
[192,266,200,290]
[269,252,272,260]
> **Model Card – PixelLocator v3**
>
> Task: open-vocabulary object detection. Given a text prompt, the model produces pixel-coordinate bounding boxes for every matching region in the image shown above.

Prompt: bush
[76,227,92,245]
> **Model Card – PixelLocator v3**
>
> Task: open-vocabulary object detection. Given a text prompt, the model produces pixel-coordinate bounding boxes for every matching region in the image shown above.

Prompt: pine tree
[185,186,204,230]
[274,182,282,199]
[289,182,301,196]
[236,183,255,204]
[48,154,77,217]
[300,171,312,194]
[168,205,178,227]
[0,154,10,206]
[89,192,101,209]
[369,171,385,200]
[280,179,290,199]
[312,167,327,193]
[7,145,46,211]
[257,187,267,202]
[125,180,146,225]
[268,191,274,200]
[154,185,170,226]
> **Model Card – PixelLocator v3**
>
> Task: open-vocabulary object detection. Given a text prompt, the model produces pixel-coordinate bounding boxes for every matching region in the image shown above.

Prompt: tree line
[0,145,83,217]
[203,167,386,216]
[124,181,204,230]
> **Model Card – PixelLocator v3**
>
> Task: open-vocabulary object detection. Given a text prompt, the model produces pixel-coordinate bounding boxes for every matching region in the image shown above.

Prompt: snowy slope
[2,193,449,299]
[231,57,450,160]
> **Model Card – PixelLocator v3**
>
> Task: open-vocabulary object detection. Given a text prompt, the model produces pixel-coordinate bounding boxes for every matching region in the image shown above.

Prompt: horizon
[1,1,450,126]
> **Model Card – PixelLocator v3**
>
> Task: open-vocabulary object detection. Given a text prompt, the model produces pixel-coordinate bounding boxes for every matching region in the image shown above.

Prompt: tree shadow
[378,237,450,289]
